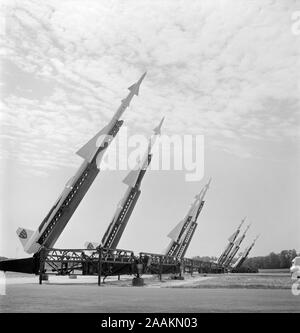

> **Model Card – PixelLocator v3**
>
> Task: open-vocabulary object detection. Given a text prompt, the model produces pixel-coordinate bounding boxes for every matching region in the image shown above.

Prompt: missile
[167,187,203,244]
[16,73,147,254]
[86,118,164,250]
[217,217,246,265]
[231,247,249,269]
[195,177,211,201]
[153,116,164,135]
[193,178,211,221]
[165,179,211,258]
[223,224,251,267]
[167,199,199,243]
[76,72,147,164]
[168,178,212,243]
[127,72,147,97]
[232,234,260,269]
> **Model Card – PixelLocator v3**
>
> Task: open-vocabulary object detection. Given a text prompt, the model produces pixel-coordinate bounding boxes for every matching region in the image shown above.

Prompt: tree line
[193,249,299,270]
[242,249,298,270]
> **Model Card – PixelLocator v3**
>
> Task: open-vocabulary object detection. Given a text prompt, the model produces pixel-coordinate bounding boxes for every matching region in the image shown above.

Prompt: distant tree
[192,250,299,269]
[269,252,280,268]
[279,250,289,268]
[243,249,298,270]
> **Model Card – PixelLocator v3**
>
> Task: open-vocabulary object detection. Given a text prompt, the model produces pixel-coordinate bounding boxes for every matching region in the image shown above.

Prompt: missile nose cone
[207,177,212,187]
[238,217,246,229]
[153,116,165,135]
[139,71,147,83]
[244,223,251,233]
[128,72,147,96]
[136,72,147,88]
[196,186,204,200]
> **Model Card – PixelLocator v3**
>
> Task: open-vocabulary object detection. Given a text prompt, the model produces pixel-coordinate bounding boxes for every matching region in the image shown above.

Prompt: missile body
[165,179,211,259]
[232,235,259,269]
[217,217,246,265]
[231,247,249,270]
[88,118,164,250]
[223,224,251,267]
[100,169,145,249]
[174,200,205,260]
[17,73,147,254]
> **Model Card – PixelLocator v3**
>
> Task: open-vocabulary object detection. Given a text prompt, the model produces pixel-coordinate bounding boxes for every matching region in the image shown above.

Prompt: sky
[0,0,299,259]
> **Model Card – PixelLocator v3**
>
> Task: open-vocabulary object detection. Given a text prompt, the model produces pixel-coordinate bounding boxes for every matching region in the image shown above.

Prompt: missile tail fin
[167,220,186,241]
[76,125,109,161]
[123,169,141,186]
[16,228,35,249]
[228,231,237,243]
[128,83,139,96]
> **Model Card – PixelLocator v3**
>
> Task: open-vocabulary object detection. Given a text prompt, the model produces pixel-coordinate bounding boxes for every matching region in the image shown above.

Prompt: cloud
[0,0,299,176]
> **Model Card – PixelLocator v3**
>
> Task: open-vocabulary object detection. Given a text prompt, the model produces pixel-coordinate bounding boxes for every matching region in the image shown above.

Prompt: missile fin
[128,83,139,96]
[65,177,74,189]
[76,125,109,161]
[167,220,186,241]
[16,227,35,249]
[123,169,141,186]
[228,231,237,243]
[128,72,147,96]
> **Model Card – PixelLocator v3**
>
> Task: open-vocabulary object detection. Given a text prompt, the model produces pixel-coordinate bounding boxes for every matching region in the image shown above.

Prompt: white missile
[17,73,147,254]
[232,235,260,269]
[86,118,164,249]
[165,179,211,256]
[224,224,251,266]
[167,197,199,242]
[76,72,147,164]
[217,217,247,265]
[168,178,211,242]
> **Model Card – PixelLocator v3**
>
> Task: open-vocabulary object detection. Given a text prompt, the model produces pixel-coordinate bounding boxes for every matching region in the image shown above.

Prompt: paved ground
[1,274,299,312]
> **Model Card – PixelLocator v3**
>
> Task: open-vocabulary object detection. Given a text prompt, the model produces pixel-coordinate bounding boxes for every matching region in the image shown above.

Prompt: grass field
[3,271,294,289]
[170,273,293,289]
[2,284,299,313]
[259,268,290,273]
[1,271,299,312]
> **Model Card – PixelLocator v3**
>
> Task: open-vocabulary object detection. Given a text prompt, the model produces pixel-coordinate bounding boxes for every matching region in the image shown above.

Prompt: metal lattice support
[31,247,226,285]
[38,247,138,279]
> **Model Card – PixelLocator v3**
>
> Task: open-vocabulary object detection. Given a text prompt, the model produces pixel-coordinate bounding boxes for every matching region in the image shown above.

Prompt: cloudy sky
[0,0,299,259]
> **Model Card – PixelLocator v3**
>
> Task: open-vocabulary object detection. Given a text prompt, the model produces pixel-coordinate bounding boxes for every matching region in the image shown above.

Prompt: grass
[169,273,293,290]
[258,268,290,273]
[3,271,293,290]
